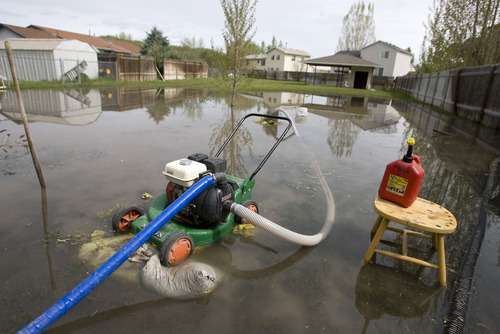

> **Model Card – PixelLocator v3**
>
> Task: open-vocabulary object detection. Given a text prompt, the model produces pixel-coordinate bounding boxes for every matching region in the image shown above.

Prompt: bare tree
[220,0,258,108]
[336,1,376,51]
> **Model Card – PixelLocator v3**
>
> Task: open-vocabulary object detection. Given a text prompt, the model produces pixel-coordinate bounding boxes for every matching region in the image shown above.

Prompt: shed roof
[0,24,58,39]
[305,53,380,68]
[28,25,141,54]
[0,38,96,52]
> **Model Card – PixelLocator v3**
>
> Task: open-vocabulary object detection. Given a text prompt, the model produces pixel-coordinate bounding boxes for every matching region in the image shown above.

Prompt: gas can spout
[402,137,415,163]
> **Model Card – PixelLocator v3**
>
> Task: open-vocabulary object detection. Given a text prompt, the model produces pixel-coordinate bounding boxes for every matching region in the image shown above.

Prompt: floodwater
[1,87,499,334]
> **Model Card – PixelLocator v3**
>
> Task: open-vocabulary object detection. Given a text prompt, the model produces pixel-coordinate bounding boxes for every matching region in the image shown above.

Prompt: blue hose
[18,174,215,334]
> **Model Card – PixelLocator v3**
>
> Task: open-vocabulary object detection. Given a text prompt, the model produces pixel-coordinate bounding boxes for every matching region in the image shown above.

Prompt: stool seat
[364,195,457,286]
[374,195,457,234]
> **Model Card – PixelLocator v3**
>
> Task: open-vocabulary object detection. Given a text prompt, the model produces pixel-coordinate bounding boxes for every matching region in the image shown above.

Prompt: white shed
[0,39,98,81]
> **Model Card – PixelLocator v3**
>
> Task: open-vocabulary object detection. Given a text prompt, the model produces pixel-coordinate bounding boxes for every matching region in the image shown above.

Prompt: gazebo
[304,52,380,89]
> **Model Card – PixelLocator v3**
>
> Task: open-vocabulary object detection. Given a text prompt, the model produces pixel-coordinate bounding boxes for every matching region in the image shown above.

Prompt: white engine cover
[163,159,207,187]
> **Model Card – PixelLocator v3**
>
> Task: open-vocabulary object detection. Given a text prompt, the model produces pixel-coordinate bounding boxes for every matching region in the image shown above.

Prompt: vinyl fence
[395,64,500,130]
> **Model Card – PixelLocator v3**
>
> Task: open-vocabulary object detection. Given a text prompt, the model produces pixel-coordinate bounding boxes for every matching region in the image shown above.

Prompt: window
[277,55,280,60]
[380,51,389,59]
[271,55,275,60]
[377,68,384,76]
[291,55,296,61]
[261,59,266,66]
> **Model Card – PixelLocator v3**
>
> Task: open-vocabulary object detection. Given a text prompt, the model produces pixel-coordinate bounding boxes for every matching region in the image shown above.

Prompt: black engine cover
[174,173,235,226]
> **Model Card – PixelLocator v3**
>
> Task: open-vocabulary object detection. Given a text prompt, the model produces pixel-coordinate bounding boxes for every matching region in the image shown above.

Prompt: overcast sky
[2,0,434,62]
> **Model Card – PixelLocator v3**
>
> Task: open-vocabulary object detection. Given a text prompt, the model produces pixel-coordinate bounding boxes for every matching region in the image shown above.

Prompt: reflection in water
[0,89,102,125]
[209,109,252,178]
[2,88,499,333]
[355,264,442,333]
[327,119,360,158]
[43,245,313,334]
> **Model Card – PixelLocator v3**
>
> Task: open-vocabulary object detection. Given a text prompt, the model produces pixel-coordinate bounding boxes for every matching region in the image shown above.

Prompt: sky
[2,0,435,63]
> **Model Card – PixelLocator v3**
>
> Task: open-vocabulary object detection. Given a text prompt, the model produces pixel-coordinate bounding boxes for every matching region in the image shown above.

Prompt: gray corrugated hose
[229,107,335,246]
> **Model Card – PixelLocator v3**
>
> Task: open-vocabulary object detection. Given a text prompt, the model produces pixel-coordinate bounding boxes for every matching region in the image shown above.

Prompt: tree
[420,0,500,72]
[141,26,171,73]
[336,1,376,51]
[220,0,258,108]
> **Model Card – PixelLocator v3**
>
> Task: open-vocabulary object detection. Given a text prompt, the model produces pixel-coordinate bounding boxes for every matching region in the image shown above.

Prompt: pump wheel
[160,231,194,267]
[112,205,145,232]
[238,200,259,224]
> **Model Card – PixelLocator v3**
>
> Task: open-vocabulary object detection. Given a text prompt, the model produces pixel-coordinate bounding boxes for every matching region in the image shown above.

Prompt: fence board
[163,60,208,80]
[116,54,156,82]
[395,64,500,130]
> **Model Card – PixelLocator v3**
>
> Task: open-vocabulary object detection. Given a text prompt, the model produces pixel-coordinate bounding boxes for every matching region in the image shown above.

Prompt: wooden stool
[364,195,457,286]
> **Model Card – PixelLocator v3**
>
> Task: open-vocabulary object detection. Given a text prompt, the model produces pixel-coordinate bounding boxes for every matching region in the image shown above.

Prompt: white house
[0,38,99,81]
[360,41,414,77]
[246,47,313,72]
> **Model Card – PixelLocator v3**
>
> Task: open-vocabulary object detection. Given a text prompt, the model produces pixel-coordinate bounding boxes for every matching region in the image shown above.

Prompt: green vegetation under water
[11,77,409,100]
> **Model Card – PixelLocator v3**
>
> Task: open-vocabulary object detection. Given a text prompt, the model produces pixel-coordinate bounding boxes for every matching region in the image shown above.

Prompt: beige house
[361,41,414,77]
[246,47,313,72]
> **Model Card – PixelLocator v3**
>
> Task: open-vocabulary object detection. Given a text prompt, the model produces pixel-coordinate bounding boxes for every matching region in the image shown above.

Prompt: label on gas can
[385,174,408,196]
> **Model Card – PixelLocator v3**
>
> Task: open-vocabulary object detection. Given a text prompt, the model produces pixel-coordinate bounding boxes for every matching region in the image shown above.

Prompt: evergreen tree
[141,26,171,73]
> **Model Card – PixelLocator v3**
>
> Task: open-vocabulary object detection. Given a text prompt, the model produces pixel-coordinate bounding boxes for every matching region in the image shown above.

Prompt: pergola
[304,52,380,89]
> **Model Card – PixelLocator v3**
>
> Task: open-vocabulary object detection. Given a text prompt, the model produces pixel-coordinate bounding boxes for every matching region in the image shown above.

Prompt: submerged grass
[12,77,409,100]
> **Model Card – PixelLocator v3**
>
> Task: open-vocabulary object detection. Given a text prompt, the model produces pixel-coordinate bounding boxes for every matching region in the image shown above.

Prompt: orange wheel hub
[119,210,141,231]
[168,238,193,265]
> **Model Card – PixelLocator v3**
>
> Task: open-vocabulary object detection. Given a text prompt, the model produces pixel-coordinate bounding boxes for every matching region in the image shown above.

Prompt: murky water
[1,87,499,333]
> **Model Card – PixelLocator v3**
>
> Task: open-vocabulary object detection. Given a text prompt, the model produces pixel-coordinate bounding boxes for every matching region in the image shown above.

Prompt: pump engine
[163,153,236,227]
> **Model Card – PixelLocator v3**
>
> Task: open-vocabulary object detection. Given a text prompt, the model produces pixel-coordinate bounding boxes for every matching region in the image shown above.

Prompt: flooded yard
[1,87,499,333]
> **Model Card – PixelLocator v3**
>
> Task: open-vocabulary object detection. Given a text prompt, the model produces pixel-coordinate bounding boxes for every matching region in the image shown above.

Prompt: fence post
[77,58,81,84]
[452,69,463,115]
[60,58,65,84]
[479,65,496,123]
[139,56,142,81]
[430,72,439,106]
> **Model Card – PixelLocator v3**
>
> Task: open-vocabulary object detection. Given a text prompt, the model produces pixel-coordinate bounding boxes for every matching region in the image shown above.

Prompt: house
[305,52,380,89]
[0,39,99,81]
[246,47,313,72]
[360,41,414,77]
[0,23,141,55]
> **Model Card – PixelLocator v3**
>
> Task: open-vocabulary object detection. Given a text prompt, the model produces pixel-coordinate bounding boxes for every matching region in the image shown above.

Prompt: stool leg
[402,230,408,256]
[432,233,438,249]
[436,234,447,286]
[364,218,389,264]
[370,215,383,238]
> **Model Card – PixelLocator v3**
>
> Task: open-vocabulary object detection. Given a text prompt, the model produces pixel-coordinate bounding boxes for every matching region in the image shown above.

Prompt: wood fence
[163,60,208,80]
[97,54,156,82]
[395,64,500,130]
[117,54,156,82]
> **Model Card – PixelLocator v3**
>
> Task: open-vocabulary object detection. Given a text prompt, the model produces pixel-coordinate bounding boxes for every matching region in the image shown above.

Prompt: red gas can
[378,138,425,207]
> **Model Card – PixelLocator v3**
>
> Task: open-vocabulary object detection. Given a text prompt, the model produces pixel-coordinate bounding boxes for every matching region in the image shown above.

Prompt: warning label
[385,174,408,196]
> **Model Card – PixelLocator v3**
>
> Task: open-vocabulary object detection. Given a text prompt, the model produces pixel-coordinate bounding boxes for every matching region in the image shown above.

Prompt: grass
[11,77,410,100]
